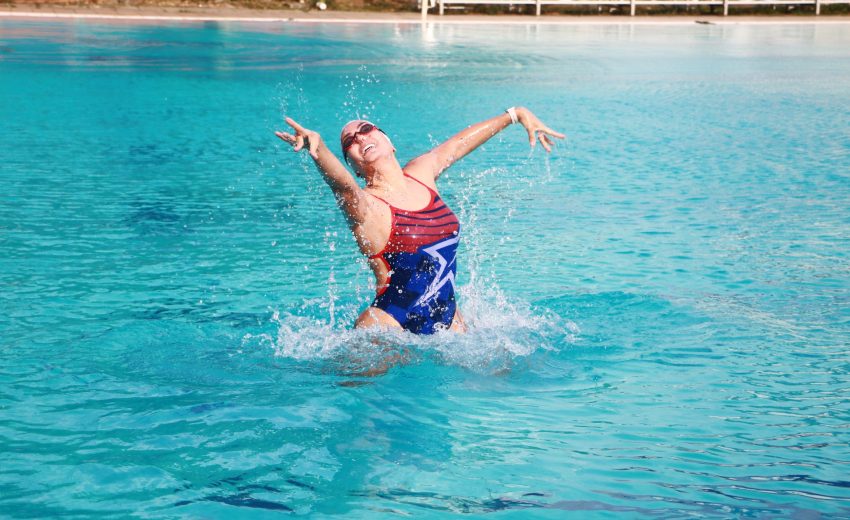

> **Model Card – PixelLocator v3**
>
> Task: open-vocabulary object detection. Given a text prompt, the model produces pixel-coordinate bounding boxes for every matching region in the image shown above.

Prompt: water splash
[244,281,578,376]
[273,65,318,179]
[338,66,387,123]
[323,230,339,328]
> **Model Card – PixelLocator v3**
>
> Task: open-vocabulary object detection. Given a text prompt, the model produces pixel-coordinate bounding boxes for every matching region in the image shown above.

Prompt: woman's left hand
[516,107,566,153]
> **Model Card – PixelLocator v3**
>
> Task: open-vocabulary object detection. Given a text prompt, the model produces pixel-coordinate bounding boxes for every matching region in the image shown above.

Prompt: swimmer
[275,107,564,335]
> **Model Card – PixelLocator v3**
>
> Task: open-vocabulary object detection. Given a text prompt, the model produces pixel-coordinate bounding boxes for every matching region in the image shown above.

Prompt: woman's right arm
[276,117,370,224]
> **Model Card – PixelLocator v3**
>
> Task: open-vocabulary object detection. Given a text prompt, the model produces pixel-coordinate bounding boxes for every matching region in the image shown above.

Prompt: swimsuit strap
[366,191,391,207]
[403,172,437,195]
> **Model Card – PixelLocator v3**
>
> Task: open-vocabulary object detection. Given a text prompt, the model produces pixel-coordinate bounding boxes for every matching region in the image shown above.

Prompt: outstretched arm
[405,107,565,181]
[275,117,370,224]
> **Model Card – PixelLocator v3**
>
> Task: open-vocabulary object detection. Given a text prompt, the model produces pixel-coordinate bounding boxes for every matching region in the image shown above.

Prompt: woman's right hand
[275,117,322,160]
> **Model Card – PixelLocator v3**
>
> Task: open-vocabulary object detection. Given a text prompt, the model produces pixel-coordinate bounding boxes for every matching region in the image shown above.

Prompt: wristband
[506,107,518,124]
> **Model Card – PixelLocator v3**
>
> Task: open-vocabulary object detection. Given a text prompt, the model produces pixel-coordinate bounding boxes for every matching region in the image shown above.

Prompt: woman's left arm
[405,106,565,181]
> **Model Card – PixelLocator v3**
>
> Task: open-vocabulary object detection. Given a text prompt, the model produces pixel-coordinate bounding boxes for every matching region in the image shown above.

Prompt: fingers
[285,117,305,133]
[282,117,321,158]
[538,132,552,153]
[526,126,563,153]
[275,131,295,145]
[527,125,564,151]
[543,126,566,139]
[277,118,322,160]
[276,128,320,160]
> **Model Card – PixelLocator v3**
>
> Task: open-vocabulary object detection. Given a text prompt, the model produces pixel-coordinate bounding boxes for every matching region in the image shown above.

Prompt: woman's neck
[365,158,406,191]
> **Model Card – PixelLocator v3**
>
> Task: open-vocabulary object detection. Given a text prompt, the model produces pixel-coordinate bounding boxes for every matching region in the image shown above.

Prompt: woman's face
[340,120,393,172]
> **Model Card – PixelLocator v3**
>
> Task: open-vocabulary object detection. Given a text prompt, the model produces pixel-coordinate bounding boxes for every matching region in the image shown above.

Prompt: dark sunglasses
[341,122,382,162]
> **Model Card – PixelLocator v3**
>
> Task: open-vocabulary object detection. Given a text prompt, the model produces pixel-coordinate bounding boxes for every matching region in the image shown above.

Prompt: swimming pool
[1,17,849,517]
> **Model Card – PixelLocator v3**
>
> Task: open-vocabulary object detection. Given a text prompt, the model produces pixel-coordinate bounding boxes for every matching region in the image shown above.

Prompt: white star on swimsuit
[415,236,459,307]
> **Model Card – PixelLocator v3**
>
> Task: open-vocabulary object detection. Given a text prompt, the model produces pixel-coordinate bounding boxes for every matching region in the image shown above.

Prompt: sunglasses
[341,122,382,162]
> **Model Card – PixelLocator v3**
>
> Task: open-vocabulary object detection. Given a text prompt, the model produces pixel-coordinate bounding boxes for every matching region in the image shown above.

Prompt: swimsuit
[368,174,461,335]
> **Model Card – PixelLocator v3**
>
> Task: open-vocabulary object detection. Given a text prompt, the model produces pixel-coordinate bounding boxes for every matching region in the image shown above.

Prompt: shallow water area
[2,17,850,518]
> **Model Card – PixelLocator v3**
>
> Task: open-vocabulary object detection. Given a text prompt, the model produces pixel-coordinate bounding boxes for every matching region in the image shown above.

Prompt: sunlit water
[1,18,849,518]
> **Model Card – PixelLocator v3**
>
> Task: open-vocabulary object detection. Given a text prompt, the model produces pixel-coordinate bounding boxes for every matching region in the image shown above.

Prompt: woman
[275,107,564,335]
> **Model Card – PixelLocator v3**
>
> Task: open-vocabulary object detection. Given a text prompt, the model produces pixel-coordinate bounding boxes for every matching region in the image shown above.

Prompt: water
[1,18,849,518]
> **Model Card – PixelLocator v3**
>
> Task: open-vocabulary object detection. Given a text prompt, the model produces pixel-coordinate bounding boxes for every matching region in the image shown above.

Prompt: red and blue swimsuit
[368,174,461,335]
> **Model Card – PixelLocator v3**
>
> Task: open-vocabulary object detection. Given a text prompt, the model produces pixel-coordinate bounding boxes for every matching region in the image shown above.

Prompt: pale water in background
[1,19,849,518]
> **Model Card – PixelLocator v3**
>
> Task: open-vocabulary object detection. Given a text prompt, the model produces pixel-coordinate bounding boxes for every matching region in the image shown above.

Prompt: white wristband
[506,107,518,124]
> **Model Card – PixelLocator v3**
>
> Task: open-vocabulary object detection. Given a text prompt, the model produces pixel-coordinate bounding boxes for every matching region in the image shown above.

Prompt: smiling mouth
[363,144,376,153]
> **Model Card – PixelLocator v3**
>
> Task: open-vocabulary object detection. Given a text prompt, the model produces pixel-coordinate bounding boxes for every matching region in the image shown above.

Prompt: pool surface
[1,18,849,518]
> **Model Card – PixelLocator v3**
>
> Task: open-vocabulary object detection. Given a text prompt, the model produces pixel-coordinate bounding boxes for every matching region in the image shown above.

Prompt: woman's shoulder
[401,164,438,192]
[402,153,439,187]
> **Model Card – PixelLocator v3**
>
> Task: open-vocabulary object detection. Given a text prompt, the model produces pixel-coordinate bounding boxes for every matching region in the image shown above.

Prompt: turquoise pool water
[1,18,849,518]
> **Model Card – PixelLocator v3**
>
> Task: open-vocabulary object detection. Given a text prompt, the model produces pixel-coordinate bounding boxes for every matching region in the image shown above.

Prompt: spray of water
[243,283,577,376]
[338,66,386,123]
